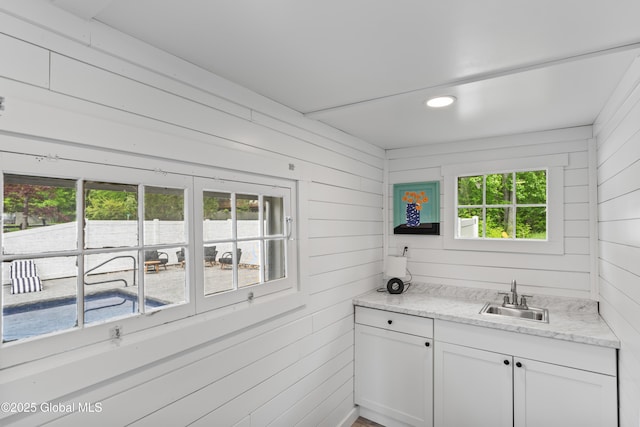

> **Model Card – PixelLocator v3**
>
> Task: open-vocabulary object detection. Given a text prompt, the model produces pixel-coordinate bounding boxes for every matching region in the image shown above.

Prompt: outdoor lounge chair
[219,248,242,269]
[204,246,218,267]
[10,259,43,294]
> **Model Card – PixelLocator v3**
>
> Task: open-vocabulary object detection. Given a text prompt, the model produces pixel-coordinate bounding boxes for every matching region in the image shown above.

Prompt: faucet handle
[520,295,532,308]
[498,292,511,305]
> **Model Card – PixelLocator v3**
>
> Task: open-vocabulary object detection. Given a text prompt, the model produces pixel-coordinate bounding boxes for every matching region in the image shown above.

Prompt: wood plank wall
[387,126,596,299]
[0,5,382,426]
[594,57,640,427]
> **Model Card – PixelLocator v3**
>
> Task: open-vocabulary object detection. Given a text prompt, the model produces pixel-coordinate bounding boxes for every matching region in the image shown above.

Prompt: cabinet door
[355,324,433,427]
[434,342,513,427]
[513,357,618,427]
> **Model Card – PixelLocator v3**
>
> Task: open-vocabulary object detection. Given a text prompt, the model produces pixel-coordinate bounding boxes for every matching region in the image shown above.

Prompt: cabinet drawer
[355,306,433,338]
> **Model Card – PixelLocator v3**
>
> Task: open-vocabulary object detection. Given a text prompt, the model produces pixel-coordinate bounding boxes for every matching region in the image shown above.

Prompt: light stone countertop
[353,283,620,349]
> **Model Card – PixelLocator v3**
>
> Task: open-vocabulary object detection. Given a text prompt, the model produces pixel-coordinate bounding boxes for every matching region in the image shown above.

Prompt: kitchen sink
[480,303,549,323]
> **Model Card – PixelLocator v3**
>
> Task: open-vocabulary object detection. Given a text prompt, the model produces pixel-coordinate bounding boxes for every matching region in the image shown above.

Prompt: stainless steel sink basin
[480,303,549,323]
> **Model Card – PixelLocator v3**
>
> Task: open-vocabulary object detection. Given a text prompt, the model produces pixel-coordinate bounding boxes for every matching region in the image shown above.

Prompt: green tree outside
[4,183,76,229]
[85,189,138,220]
[457,171,546,239]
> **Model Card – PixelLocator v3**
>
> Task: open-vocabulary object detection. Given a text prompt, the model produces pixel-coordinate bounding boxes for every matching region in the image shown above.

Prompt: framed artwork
[393,181,440,235]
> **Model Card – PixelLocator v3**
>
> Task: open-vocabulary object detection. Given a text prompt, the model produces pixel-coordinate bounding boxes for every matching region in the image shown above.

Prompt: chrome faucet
[510,279,518,306]
[500,279,530,309]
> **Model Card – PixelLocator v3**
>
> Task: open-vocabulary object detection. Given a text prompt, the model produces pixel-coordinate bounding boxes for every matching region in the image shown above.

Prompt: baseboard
[359,407,413,427]
[337,406,360,427]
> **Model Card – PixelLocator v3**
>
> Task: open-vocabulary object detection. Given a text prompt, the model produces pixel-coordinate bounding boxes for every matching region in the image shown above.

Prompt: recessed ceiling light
[426,96,456,108]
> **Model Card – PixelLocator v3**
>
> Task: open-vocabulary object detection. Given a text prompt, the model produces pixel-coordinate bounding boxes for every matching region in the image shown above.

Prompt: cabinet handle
[516,362,522,368]
[504,360,510,365]
[387,320,393,325]
[425,342,430,347]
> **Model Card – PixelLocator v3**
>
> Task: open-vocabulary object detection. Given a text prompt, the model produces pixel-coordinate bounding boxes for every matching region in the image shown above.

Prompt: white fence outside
[3,220,261,283]
[457,216,479,238]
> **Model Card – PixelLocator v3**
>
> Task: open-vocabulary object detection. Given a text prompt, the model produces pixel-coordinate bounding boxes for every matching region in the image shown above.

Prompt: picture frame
[393,181,440,235]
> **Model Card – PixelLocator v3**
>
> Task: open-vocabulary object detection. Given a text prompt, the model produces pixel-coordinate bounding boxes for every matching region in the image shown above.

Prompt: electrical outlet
[397,242,409,257]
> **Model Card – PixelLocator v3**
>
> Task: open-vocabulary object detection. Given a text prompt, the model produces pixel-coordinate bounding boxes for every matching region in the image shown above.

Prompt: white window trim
[442,154,568,254]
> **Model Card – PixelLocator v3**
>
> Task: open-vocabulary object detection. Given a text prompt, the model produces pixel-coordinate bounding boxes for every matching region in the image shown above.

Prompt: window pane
[516,207,547,239]
[84,251,139,324]
[144,187,185,245]
[3,174,77,254]
[84,182,138,249]
[204,244,233,296]
[485,173,513,205]
[143,246,186,310]
[238,241,260,288]
[486,207,514,238]
[516,171,546,204]
[457,208,482,238]
[203,191,231,241]
[266,239,286,281]
[237,194,259,239]
[264,196,284,236]
[3,256,78,342]
[457,176,483,205]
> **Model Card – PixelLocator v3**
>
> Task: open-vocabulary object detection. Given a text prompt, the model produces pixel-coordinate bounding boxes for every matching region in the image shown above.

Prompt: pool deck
[3,262,261,308]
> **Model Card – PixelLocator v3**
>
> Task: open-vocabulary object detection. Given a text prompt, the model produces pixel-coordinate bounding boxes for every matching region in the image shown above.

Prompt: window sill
[1,288,307,371]
[443,236,564,255]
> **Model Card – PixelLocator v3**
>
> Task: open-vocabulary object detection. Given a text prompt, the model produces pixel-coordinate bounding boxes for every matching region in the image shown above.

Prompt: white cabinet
[434,342,513,427]
[434,320,617,427]
[513,356,617,427]
[355,306,433,427]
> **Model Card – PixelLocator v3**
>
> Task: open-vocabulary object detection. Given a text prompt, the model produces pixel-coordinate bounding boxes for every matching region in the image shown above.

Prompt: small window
[196,177,295,311]
[442,153,567,254]
[456,170,547,240]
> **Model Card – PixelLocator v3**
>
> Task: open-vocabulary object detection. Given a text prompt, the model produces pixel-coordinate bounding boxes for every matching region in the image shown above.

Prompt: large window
[1,153,297,362]
[456,170,547,240]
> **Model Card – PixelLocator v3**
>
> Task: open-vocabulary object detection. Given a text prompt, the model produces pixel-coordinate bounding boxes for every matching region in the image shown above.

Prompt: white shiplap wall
[594,57,640,427]
[387,126,596,299]
[0,4,382,426]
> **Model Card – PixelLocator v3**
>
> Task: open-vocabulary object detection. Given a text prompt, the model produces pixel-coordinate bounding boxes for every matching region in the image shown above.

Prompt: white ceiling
[52,0,640,149]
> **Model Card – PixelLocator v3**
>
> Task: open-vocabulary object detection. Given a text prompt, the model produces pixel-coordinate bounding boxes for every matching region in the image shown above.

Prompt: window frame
[0,151,299,368]
[442,154,568,254]
[193,176,297,313]
[1,155,195,365]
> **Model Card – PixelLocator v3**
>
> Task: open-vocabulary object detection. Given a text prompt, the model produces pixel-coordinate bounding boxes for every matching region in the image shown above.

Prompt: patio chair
[10,259,43,294]
[219,248,242,269]
[144,250,168,271]
[176,248,185,267]
[204,246,218,267]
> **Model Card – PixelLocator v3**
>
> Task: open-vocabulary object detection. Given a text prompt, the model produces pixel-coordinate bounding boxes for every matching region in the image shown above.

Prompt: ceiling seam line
[303,41,640,117]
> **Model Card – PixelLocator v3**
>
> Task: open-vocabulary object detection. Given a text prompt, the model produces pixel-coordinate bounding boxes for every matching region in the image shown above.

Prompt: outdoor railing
[84,255,137,288]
